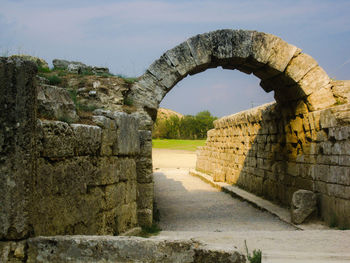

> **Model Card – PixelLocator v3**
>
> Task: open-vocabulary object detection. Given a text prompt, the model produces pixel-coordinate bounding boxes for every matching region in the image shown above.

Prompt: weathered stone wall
[0,57,145,241]
[0,57,37,240]
[196,90,350,228]
[31,111,140,236]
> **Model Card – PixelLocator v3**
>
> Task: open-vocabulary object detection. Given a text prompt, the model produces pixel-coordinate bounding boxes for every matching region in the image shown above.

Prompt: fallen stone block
[291,189,317,224]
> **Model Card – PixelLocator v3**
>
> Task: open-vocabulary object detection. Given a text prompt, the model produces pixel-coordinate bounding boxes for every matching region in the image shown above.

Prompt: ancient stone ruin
[0,29,349,262]
[130,29,350,229]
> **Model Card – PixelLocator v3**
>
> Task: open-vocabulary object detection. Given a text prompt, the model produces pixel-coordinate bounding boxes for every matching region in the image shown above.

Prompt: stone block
[139,130,152,157]
[316,155,339,166]
[327,184,350,199]
[285,53,318,82]
[131,109,154,131]
[96,157,122,185]
[137,209,153,227]
[318,194,350,229]
[118,158,137,182]
[30,193,106,236]
[11,54,49,69]
[131,72,167,109]
[0,57,37,240]
[339,155,350,166]
[37,84,78,122]
[136,157,153,183]
[187,32,212,69]
[331,80,350,103]
[105,183,126,209]
[209,29,234,61]
[252,32,298,74]
[33,156,137,236]
[312,164,330,181]
[137,183,154,209]
[332,141,350,155]
[126,180,137,204]
[38,120,75,158]
[328,126,350,141]
[147,55,181,90]
[115,202,138,234]
[231,30,254,60]
[71,124,101,156]
[291,189,317,224]
[306,86,336,111]
[165,42,197,77]
[251,32,279,66]
[26,235,245,263]
[109,112,140,156]
[298,66,330,96]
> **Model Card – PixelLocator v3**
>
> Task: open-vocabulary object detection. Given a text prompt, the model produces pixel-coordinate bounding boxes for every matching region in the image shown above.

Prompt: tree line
[152,110,217,139]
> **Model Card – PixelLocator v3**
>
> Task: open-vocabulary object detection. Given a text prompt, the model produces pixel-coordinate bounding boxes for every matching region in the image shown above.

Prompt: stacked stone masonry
[196,100,350,228]
[0,57,154,242]
[130,29,350,228]
[1,28,350,246]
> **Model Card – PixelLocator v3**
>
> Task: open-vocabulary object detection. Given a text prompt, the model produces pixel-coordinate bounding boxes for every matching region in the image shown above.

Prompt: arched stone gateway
[129,29,335,123]
[131,30,350,229]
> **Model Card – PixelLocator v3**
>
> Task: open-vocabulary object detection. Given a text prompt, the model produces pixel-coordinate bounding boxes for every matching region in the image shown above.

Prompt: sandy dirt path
[151,148,350,261]
[152,148,295,231]
[152,148,197,169]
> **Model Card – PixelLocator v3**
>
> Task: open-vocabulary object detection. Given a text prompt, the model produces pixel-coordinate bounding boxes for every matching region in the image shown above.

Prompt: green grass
[46,75,62,85]
[138,224,162,238]
[152,139,206,151]
[245,240,262,263]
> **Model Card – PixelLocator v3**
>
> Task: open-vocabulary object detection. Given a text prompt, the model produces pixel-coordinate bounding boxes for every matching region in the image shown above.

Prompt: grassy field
[152,139,206,151]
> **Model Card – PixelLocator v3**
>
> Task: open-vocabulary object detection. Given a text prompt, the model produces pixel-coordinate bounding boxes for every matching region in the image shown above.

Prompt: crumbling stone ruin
[0,29,349,262]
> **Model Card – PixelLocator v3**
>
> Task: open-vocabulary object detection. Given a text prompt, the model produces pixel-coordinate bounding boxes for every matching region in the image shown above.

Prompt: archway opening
[132,29,338,229]
[151,67,298,232]
[159,67,274,117]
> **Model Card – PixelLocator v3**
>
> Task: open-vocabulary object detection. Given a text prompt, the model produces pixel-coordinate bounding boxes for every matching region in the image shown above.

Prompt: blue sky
[1,0,349,117]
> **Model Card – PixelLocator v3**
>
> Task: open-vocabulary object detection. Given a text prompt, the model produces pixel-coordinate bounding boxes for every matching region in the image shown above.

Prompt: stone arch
[129,29,335,124]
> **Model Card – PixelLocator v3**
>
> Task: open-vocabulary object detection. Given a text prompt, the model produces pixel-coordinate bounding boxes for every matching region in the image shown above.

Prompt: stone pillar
[136,130,154,227]
[0,57,37,240]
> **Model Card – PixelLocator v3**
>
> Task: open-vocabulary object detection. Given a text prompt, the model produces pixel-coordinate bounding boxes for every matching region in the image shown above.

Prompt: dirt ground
[152,148,197,169]
[153,148,295,231]
[152,148,350,262]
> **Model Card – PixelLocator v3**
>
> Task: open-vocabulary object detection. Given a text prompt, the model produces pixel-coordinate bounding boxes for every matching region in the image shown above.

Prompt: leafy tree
[153,110,217,139]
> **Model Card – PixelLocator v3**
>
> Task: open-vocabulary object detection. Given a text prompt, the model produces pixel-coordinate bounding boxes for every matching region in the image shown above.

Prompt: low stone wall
[196,98,350,228]
[0,236,245,263]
